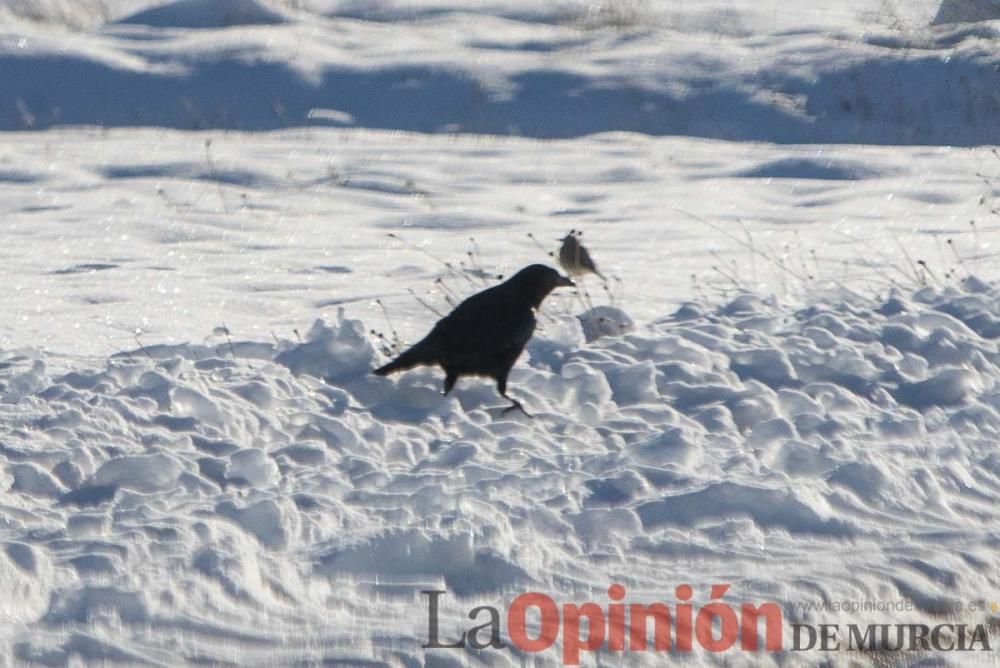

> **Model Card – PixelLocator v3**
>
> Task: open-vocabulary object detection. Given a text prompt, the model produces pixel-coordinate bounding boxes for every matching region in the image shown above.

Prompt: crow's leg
[500,395,531,417]
[496,375,532,417]
[443,369,458,395]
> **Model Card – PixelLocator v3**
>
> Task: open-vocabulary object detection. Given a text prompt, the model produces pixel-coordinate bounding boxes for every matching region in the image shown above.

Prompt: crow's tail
[372,339,436,376]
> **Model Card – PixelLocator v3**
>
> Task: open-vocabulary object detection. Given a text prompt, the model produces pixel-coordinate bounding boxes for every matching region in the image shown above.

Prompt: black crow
[373,264,574,415]
[558,230,605,281]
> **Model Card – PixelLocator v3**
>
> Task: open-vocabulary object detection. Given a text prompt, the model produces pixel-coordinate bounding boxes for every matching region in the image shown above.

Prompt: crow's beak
[557,275,575,288]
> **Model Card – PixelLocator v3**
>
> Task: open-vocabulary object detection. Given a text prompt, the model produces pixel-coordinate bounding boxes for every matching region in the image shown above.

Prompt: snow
[2,0,1000,665]
[3,280,1000,662]
[1,0,995,143]
[116,0,289,29]
[933,0,1000,25]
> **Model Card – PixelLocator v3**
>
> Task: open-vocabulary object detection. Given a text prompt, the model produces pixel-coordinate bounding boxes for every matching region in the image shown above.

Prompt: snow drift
[2,280,999,663]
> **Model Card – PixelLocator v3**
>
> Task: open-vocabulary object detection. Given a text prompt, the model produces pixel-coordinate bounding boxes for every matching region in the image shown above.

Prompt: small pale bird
[373,264,574,415]
[558,230,605,281]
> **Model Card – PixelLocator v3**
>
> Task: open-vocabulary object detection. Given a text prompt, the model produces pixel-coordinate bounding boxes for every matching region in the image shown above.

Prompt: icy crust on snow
[2,281,999,664]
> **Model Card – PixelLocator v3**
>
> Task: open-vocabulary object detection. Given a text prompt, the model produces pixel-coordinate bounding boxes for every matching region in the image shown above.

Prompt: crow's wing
[428,287,536,368]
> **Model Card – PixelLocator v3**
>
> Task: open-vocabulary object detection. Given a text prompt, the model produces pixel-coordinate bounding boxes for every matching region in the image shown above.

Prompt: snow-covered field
[2,0,1000,665]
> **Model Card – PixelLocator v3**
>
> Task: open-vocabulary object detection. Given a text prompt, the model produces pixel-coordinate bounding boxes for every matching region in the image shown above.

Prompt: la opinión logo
[422,583,782,664]
[422,585,993,664]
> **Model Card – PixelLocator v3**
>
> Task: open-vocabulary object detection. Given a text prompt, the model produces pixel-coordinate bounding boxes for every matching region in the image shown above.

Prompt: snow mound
[733,157,887,180]
[578,305,636,342]
[275,310,375,382]
[116,0,288,28]
[933,0,1000,25]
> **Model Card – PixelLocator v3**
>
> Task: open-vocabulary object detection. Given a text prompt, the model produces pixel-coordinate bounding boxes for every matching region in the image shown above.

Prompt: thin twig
[407,288,444,317]
[221,323,237,360]
[375,299,400,347]
[889,228,921,284]
[673,208,808,281]
[526,232,556,258]
[134,332,155,362]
